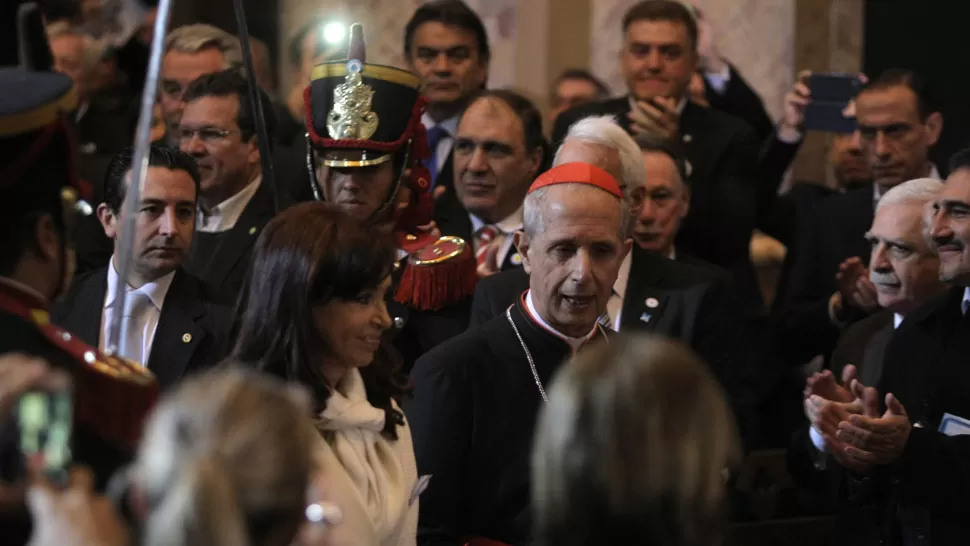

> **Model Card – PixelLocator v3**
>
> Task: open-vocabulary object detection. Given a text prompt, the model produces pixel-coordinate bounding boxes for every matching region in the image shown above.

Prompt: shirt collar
[667,246,676,260]
[200,176,262,232]
[105,258,176,311]
[421,113,460,138]
[524,290,598,351]
[470,205,524,235]
[963,287,970,316]
[613,249,633,302]
[893,312,904,329]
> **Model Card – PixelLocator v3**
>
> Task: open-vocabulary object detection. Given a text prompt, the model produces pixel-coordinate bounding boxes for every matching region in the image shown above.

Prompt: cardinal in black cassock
[404,162,631,546]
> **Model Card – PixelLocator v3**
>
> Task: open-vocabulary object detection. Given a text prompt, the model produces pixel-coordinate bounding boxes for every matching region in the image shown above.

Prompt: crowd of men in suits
[7,0,970,544]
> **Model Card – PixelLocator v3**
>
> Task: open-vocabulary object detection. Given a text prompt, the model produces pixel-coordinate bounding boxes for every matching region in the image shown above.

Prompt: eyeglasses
[178,127,236,144]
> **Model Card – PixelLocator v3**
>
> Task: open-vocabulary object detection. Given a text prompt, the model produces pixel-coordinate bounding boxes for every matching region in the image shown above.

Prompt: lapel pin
[645,297,659,309]
[393,316,406,329]
[682,134,693,143]
[510,253,522,266]
[248,226,257,235]
[640,312,652,323]
[182,333,192,343]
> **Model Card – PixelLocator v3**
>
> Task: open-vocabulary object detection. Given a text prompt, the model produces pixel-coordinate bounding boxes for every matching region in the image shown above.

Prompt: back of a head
[165,24,243,70]
[554,115,646,202]
[135,367,315,546]
[532,335,739,546]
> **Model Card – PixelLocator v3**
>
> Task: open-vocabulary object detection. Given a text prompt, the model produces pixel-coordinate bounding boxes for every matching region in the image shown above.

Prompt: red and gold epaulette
[0,284,159,451]
[393,234,478,311]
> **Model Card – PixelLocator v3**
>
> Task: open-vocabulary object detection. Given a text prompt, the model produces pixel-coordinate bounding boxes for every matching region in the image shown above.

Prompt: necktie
[474,225,500,270]
[599,289,621,331]
[423,125,449,187]
[118,290,153,365]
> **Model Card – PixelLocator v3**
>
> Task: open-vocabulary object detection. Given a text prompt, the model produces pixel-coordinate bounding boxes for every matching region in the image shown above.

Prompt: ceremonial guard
[0,1,159,528]
[304,24,478,370]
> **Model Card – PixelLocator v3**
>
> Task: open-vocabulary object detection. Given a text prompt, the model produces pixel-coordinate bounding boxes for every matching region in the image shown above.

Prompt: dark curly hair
[229,202,408,439]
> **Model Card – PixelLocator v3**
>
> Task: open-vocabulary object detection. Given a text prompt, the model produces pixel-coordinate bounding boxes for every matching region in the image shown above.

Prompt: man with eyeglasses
[160,24,243,147]
[779,68,944,366]
[177,69,278,299]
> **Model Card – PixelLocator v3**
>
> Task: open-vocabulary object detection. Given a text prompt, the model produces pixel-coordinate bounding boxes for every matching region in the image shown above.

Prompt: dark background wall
[865,0,970,174]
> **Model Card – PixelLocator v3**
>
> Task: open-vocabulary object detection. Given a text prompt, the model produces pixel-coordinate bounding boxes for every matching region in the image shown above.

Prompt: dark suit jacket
[830,309,894,386]
[552,98,763,311]
[470,245,762,447]
[51,267,231,390]
[825,287,970,546]
[774,184,875,364]
[184,180,278,300]
[704,63,774,144]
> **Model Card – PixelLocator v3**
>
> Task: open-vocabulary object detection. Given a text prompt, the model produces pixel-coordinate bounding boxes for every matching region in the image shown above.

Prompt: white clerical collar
[469,205,524,235]
[421,112,460,137]
[628,95,688,115]
[105,258,176,311]
[199,176,262,233]
[524,290,598,351]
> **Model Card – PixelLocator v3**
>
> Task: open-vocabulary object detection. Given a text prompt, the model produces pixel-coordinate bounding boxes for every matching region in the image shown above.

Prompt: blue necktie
[424,125,449,188]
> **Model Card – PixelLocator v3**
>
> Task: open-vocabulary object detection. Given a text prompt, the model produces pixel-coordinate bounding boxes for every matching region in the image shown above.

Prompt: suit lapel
[204,181,274,287]
[860,319,893,386]
[147,270,206,388]
[620,248,672,333]
[72,270,108,347]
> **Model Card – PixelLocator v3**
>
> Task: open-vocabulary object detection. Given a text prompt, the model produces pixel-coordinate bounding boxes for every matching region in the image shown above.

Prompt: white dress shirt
[100,260,175,366]
[469,206,523,268]
[608,250,633,330]
[524,290,599,352]
[198,176,262,233]
[421,113,460,175]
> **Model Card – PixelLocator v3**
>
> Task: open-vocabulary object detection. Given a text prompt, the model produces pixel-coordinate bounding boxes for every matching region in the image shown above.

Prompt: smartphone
[804,73,862,134]
[18,389,73,486]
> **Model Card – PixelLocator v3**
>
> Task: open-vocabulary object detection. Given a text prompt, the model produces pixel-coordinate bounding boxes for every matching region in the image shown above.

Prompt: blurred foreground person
[27,367,329,546]
[532,335,740,546]
[232,203,418,546]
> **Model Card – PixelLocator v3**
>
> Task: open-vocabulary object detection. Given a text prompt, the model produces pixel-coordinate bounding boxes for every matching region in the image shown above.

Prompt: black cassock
[404,293,609,546]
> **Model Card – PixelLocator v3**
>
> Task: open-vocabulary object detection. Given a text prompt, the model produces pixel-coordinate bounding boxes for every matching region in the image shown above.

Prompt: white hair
[877,177,944,212]
[45,22,106,74]
[523,185,631,241]
[164,24,243,69]
[552,115,647,204]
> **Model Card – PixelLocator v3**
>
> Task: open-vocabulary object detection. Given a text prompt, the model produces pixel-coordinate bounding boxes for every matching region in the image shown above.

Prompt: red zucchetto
[527,162,624,198]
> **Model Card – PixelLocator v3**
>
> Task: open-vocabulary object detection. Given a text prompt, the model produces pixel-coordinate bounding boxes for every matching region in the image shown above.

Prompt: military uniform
[304,25,477,371]
[0,0,159,510]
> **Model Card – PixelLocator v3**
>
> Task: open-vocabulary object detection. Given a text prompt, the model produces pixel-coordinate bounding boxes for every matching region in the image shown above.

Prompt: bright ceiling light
[322,22,346,45]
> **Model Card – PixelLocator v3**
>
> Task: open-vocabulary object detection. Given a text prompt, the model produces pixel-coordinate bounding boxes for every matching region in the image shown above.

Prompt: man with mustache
[551,0,764,311]
[826,178,946,386]
[404,0,490,190]
[796,150,970,546]
[177,69,279,299]
[778,69,943,366]
[53,146,231,390]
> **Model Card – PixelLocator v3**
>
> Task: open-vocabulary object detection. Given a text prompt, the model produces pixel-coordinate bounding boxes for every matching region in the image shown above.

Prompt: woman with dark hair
[231,202,417,546]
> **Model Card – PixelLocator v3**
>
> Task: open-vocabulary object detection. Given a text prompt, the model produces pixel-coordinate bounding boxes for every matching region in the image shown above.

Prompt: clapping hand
[27,466,129,546]
[836,392,912,466]
[628,97,680,141]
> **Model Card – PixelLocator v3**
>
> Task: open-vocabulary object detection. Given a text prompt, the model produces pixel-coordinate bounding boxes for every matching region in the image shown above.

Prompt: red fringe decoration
[394,245,478,311]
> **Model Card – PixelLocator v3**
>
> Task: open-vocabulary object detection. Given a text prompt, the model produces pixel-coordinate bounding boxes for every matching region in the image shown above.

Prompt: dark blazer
[184,179,278,300]
[51,267,231,390]
[827,287,970,546]
[830,309,894,386]
[703,63,774,144]
[774,184,875,364]
[552,98,763,310]
[470,245,762,447]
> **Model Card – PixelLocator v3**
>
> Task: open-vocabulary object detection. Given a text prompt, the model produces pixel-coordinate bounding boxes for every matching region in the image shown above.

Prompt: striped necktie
[474,225,500,269]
